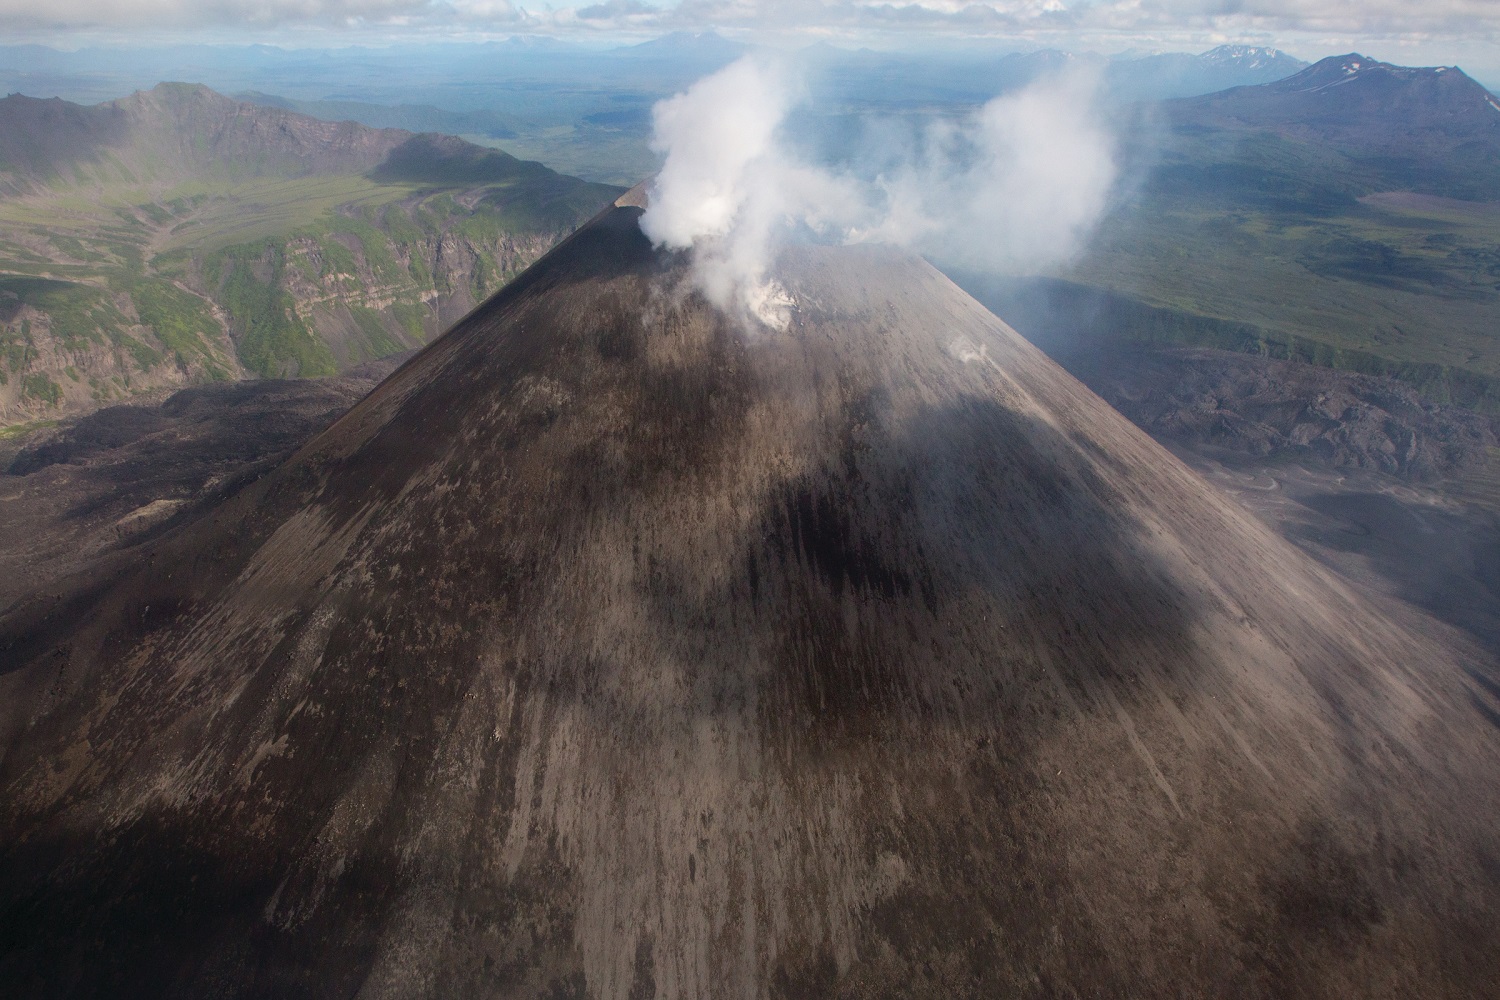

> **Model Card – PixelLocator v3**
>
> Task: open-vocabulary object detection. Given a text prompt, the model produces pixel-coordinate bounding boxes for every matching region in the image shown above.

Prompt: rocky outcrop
[0,283,241,427]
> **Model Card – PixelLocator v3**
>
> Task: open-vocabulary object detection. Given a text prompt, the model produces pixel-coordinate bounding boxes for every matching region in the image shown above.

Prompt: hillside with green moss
[0,84,621,430]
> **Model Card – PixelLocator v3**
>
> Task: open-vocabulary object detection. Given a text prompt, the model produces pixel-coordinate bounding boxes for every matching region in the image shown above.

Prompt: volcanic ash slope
[1,203,1498,998]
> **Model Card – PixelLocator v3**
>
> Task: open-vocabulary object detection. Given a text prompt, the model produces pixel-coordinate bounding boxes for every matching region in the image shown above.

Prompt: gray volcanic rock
[1,204,1499,998]
[1070,345,1500,481]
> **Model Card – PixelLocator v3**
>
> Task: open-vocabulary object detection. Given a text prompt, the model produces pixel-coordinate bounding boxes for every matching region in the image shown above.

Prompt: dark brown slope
[2,202,1499,999]
[0,352,415,610]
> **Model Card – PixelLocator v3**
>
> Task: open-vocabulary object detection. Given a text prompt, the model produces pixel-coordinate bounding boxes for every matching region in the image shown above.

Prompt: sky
[1,0,1497,80]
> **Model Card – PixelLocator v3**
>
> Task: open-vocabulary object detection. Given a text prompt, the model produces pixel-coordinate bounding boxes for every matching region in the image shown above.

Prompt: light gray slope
[1,204,1497,998]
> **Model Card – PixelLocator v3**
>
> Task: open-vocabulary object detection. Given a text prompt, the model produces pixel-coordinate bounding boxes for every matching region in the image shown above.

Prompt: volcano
[1166,54,1500,200]
[2,195,1498,998]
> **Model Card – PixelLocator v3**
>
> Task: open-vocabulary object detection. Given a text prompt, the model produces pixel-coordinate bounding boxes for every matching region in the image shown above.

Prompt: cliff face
[0,275,238,426]
[0,84,621,430]
[184,207,568,379]
[2,203,1497,998]
[0,219,568,426]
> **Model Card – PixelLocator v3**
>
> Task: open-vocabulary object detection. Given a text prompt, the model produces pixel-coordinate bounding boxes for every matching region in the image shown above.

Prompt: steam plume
[639,56,1119,331]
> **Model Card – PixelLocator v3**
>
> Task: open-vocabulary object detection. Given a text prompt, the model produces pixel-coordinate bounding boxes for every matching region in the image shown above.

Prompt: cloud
[575,0,658,21]
[0,0,445,29]
[864,68,1117,271]
[640,58,793,250]
[638,55,1118,330]
[2,0,1497,36]
[582,0,1500,38]
[640,56,868,327]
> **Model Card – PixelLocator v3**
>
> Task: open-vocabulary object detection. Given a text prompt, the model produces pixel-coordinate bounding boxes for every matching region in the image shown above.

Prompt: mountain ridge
[0,81,594,197]
[1104,44,1307,99]
[1170,52,1500,180]
[0,82,620,431]
[0,82,410,196]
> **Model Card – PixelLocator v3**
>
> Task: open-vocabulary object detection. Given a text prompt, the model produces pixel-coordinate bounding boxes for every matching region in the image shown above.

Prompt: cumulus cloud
[574,0,658,22]
[638,55,1118,330]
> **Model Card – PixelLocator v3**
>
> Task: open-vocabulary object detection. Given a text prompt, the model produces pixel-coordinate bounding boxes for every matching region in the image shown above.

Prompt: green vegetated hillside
[968,55,1500,411]
[0,83,621,430]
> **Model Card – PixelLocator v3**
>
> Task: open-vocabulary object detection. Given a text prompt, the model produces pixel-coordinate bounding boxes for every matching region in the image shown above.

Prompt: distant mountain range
[219,40,1314,182]
[0,83,412,197]
[799,42,1309,111]
[1177,53,1500,141]
[0,83,619,430]
[1165,53,1500,201]
[0,36,1321,185]
[0,36,1308,107]
[1108,45,1309,100]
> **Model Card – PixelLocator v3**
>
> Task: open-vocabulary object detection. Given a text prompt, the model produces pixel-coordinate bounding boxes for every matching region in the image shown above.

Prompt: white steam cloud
[639,55,1119,331]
